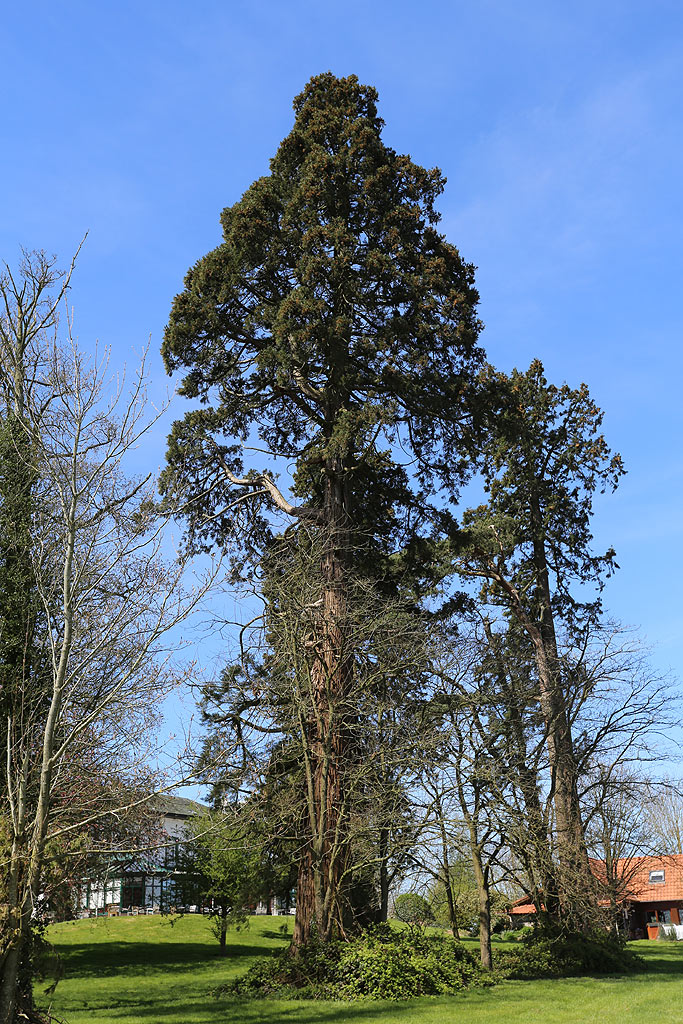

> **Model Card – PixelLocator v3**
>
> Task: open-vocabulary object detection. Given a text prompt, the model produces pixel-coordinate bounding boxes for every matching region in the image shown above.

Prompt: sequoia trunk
[293,470,351,946]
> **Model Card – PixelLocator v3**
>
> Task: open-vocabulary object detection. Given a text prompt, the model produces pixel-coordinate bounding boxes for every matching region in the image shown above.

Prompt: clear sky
[2,0,682,738]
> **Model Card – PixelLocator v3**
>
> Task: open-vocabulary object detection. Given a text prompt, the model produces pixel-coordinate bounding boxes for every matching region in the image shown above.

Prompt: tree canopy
[161,71,484,569]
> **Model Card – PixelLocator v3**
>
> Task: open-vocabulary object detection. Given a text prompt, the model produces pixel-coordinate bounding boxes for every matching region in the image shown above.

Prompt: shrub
[499,928,524,942]
[228,940,341,1000]
[335,925,485,999]
[393,893,434,929]
[227,924,488,1000]
[495,929,644,979]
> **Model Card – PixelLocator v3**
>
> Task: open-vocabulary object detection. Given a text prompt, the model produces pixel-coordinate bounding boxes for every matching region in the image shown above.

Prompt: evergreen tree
[457,360,624,929]
[162,72,484,944]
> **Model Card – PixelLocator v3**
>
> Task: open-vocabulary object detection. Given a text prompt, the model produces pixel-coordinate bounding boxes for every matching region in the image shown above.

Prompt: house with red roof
[509,855,683,938]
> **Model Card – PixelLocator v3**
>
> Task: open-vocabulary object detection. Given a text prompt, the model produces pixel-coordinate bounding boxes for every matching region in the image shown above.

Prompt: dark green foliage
[162,69,486,946]
[0,415,53,1021]
[228,925,486,1000]
[461,359,624,632]
[335,927,485,999]
[161,72,483,573]
[227,938,341,1000]
[495,930,644,979]
[0,416,47,746]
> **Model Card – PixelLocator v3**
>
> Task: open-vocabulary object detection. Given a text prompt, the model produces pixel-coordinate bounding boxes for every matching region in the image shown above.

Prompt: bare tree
[410,772,472,939]
[0,254,214,1023]
[417,622,534,965]
[647,781,683,856]
[420,610,676,951]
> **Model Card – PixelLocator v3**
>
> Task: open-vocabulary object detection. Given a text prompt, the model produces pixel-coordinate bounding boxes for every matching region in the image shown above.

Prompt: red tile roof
[508,901,537,916]
[509,855,683,915]
[594,855,683,904]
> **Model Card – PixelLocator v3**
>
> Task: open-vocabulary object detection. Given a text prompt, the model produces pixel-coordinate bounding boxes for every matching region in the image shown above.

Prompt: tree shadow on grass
[260,928,292,941]
[628,942,683,977]
[99,994,432,1024]
[55,941,278,978]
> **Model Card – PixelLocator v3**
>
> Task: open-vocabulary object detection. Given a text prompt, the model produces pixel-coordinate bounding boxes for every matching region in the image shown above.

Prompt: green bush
[228,924,488,1000]
[335,925,485,999]
[495,930,644,979]
[499,928,525,942]
[393,893,434,929]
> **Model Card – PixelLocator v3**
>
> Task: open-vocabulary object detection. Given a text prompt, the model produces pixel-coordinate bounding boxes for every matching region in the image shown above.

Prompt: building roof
[508,901,537,916]
[153,794,205,819]
[509,855,683,915]
[596,855,683,904]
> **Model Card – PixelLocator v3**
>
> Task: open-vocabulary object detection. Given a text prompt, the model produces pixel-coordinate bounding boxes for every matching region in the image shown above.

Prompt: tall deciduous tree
[161,73,484,944]
[0,250,78,1022]
[0,253,213,1023]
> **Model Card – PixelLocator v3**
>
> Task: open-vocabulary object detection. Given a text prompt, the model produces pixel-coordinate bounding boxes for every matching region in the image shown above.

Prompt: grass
[37,915,683,1024]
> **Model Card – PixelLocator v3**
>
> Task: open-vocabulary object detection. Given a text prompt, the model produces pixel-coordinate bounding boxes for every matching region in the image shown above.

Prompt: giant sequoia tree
[162,73,484,944]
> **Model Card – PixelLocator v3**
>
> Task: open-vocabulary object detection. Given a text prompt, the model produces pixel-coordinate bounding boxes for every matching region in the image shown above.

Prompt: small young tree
[178,811,263,955]
[393,893,434,931]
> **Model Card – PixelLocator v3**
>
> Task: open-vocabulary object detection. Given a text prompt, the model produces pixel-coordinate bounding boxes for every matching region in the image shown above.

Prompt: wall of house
[628,901,683,938]
[76,810,194,915]
[254,895,295,915]
[79,877,121,911]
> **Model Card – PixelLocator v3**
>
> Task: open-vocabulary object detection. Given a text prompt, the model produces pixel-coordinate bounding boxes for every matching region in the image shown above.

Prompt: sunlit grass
[38,915,683,1024]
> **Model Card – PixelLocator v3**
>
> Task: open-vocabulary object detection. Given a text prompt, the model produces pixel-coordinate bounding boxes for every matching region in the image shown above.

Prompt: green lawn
[38,915,683,1024]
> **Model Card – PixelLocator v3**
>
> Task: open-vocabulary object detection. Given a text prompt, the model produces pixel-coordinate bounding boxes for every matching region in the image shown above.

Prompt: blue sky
[2,0,682,739]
